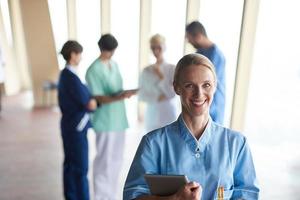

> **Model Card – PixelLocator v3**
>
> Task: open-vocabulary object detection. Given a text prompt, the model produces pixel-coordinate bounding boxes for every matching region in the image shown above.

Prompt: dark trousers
[61,129,89,200]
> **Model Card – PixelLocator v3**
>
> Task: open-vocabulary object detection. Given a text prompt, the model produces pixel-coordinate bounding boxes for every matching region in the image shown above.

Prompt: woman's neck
[200,38,214,50]
[182,111,209,140]
[155,56,164,64]
[67,61,77,67]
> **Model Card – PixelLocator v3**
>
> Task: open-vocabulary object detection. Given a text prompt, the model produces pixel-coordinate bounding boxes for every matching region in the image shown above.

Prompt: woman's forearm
[94,95,123,104]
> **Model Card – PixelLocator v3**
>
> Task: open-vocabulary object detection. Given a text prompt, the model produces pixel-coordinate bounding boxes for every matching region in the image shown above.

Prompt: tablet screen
[144,174,189,196]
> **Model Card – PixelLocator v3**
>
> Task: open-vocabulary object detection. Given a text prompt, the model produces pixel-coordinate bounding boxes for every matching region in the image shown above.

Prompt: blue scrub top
[58,67,92,132]
[197,44,226,125]
[123,115,259,200]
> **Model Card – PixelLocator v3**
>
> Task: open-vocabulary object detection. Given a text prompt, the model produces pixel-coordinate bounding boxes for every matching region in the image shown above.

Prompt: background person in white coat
[139,34,178,132]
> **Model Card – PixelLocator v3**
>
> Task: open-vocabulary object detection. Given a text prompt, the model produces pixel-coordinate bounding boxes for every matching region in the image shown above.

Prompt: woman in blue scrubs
[58,40,98,200]
[123,54,259,200]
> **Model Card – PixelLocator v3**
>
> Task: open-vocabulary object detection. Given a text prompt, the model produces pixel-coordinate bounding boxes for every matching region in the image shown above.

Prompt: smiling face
[174,64,216,118]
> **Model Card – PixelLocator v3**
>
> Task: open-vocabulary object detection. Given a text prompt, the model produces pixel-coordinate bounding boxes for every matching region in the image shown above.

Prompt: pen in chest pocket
[217,186,224,200]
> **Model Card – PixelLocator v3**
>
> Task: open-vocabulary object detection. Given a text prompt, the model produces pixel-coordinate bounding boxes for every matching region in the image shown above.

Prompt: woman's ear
[70,52,78,62]
[173,82,180,95]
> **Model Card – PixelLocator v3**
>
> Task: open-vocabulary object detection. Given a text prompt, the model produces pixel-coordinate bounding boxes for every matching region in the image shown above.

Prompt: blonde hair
[150,34,166,45]
[174,53,217,85]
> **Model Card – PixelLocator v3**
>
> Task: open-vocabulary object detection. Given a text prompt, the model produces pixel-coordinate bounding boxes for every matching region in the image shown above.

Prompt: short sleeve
[232,139,260,199]
[123,136,158,200]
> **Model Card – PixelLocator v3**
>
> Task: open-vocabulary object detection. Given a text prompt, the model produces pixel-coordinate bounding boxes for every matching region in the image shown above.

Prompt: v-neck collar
[98,58,113,71]
[177,114,212,153]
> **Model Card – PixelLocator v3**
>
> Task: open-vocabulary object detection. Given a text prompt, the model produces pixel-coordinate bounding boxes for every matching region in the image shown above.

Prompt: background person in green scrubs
[85,34,136,200]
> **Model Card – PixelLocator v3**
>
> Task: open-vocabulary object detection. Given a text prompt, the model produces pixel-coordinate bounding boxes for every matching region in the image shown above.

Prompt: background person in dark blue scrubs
[58,40,98,200]
[186,21,226,125]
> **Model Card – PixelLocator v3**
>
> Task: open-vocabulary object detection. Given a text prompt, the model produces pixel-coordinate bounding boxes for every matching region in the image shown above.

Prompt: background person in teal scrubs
[123,54,259,200]
[85,34,137,200]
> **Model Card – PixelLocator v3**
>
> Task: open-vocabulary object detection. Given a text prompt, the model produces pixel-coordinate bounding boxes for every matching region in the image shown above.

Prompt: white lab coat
[139,62,178,132]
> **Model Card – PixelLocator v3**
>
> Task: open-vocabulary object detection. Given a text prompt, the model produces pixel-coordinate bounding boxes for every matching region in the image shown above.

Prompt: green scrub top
[85,58,129,132]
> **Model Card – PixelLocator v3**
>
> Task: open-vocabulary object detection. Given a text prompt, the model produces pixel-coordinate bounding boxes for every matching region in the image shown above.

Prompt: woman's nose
[193,86,203,98]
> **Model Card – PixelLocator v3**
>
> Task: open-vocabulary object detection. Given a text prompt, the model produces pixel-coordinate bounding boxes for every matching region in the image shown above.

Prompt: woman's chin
[190,106,209,117]
[182,105,208,117]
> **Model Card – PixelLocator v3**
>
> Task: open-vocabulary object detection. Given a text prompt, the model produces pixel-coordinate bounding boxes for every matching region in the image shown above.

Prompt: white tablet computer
[144,174,189,196]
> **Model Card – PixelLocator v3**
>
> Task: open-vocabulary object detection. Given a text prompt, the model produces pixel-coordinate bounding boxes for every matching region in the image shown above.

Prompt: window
[245,0,300,198]
[151,0,187,65]
[198,0,244,126]
[111,0,140,125]
[76,0,101,80]
[48,0,68,70]
[0,0,13,46]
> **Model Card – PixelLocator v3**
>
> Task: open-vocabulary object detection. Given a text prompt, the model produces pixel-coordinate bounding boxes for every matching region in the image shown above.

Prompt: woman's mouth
[191,99,206,107]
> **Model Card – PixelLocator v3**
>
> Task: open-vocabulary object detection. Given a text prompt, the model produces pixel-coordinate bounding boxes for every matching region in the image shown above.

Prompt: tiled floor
[1,92,300,200]
[0,92,63,199]
[0,92,142,200]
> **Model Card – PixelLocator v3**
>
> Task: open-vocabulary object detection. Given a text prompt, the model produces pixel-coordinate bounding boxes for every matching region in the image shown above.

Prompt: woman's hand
[87,98,97,111]
[136,182,201,200]
[153,65,164,80]
[119,90,137,99]
[93,89,137,105]
[158,94,167,102]
[173,182,202,200]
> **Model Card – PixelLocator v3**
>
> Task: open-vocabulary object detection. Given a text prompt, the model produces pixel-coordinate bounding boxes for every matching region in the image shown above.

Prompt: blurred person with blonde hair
[139,34,178,132]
